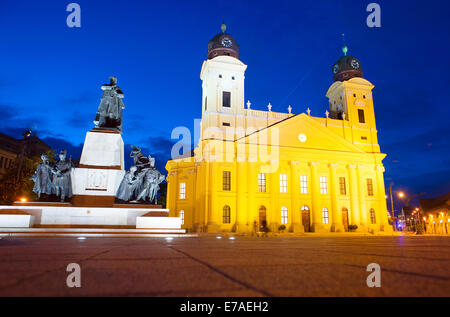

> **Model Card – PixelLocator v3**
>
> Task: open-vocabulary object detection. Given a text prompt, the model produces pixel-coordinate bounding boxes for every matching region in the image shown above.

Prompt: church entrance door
[302,209,311,232]
[342,208,349,232]
[259,206,267,232]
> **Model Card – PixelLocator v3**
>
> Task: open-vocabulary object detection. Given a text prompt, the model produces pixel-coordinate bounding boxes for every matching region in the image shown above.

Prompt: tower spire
[341,33,348,56]
[221,13,226,33]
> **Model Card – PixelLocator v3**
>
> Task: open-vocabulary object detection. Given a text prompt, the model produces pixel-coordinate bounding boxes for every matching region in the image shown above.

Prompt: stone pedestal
[71,128,125,207]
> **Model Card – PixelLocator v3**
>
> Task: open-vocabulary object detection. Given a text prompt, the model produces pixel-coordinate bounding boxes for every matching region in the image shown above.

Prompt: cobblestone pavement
[0,236,448,296]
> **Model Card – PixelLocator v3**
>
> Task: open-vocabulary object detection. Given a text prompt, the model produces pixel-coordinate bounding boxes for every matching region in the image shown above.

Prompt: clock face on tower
[333,64,339,74]
[350,59,360,69]
[221,37,232,48]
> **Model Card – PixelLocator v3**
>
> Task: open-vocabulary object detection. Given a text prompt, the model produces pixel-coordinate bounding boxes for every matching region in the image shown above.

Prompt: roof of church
[419,192,450,213]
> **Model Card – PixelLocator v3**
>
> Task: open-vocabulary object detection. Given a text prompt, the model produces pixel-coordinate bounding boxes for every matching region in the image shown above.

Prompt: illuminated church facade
[166,24,392,234]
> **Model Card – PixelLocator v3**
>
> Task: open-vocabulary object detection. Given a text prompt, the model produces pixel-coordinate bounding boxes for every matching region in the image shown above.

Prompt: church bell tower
[200,23,248,141]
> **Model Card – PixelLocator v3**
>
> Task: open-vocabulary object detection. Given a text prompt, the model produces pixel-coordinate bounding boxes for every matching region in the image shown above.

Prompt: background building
[166,24,392,234]
[420,192,450,234]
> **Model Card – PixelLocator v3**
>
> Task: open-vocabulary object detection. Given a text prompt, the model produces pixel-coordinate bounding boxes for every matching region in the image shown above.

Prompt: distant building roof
[0,132,51,158]
[419,192,450,213]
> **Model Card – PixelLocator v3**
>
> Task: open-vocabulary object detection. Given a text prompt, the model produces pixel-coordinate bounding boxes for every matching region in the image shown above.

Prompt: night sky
[1,0,449,208]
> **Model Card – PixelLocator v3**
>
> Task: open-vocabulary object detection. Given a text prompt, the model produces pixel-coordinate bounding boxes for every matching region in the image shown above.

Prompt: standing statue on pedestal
[30,154,55,199]
[116,146,165,204]
[94,76,125,132]
[52,150,73,202]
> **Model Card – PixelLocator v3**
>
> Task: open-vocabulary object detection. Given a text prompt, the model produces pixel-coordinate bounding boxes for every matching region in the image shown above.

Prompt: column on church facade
[290,161,303,232]
[329,163,342,232]
[375,166,390,230]
[207,161,220,232]
[348,164,361,227]
[357,165,368,229]
[247,161,257,232]
[236,159,248,233]
[309,162,321,231]
[193,162,203,231]
[269,170,278,232]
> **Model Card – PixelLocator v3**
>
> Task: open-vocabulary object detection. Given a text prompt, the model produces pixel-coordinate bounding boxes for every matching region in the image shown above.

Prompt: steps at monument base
[0,227,194,238]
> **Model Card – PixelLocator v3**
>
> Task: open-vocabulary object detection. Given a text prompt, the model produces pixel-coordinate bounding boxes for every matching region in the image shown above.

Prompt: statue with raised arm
[30,153,55,199]
[94,76,125,132]
[52,150,73,202]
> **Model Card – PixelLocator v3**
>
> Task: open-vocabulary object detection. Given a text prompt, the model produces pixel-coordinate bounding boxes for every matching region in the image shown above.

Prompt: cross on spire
[246,100,251,109]
[267,103,272,111]
[288,105,292,114]
[306,107,311,116]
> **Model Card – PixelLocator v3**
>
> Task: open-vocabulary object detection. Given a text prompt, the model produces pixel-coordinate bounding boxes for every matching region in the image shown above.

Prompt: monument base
[0,205,181,230]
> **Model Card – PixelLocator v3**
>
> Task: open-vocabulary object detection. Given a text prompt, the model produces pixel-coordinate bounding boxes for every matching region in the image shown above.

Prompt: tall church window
[367,178,374,196]
[320,176,328,194]
[258,173,266,192]
[300,175,308,194]
[370,208,376,224]
[280,174,288,193]
[322,207,329,224]
[222,91,231,108]
[179,182,186,199]
[223,171,231,191]
[205,97,207,111]
[339,177,347,195]
[281,207,288,224]
[223,205,231,224]
[358,109,365,123]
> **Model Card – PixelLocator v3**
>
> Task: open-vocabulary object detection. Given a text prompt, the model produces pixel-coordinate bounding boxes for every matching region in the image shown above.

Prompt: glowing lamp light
[229,236,235,240]
[398,192,404,198]
[165,237,174,241]
[216,236,222,239]
[423,217,426,221]
[19,198,27,202]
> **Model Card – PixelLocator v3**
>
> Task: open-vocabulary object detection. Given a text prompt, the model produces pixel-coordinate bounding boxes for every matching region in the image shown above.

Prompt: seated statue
[116,166,139,201]
[30,153,55,199]
[94,76,125,132]
[116,146,165,204]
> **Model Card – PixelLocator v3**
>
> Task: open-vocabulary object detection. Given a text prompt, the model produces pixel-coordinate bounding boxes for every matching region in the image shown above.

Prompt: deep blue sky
[1,0,449,209]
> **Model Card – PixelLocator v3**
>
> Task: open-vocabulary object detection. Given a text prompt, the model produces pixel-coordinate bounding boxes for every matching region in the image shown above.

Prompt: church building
[165,24,392,234]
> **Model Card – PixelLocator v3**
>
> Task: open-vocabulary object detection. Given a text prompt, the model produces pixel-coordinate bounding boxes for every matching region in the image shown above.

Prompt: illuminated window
[258,173,266,192]
[179,182,186,199]
[223,171,231,191]
[339,177,346,195]
[322,207,329,224]
[281,207,288,224]
[223,205,231,224]
[320,176,328,194]
[358,109,365,123]
[179,210,184,224]
[300,175,308,194]
[370,208,376,224]
[222,91,231,108]
[280,174,288,193]
[367,178,374,196]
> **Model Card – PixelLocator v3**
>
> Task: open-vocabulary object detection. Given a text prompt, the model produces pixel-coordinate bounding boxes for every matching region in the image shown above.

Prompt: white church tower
[200,23,248,141]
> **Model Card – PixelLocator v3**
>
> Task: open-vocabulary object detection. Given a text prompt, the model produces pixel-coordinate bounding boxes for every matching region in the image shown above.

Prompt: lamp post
[15,129,32,193]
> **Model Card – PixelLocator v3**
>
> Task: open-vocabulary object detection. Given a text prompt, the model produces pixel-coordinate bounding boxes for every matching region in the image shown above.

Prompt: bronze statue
[94,76,125,132]
[52,150,73,202]
[30,154,55,199]
[116,146,165,204]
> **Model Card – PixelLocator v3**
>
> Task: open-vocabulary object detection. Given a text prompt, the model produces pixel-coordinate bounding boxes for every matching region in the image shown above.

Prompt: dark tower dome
[207,23,239,60]
[332,39,363,82]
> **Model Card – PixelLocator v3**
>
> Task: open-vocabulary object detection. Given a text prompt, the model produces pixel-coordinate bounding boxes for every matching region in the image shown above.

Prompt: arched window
[281,207,288,224]
[223,205,231,224]
[179,210,184,225]
[322,207,329,224]
[370,208,376,224]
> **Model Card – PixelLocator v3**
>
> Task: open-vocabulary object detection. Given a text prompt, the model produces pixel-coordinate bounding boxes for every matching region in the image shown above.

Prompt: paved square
[0,236,449,296]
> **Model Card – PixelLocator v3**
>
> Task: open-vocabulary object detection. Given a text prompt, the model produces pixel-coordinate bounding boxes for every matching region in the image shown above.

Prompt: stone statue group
[31,146,165,204]
[30,76,165,204]
[30,150,73,202]
[116,146,165,204]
